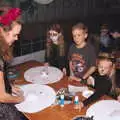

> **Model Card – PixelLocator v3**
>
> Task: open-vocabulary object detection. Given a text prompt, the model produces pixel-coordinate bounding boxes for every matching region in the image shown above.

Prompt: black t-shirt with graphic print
[68,43,96,78]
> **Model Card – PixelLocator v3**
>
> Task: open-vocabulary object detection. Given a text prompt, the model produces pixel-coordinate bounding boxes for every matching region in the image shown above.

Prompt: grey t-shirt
[68,43,96,78]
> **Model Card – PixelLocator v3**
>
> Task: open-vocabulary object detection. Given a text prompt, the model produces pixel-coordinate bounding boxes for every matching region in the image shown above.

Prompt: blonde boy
[68,23,96,81]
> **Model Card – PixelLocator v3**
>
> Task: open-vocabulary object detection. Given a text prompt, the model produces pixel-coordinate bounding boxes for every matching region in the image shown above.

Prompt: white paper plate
[82,90,94,98]
[24,66,63,84]
[15,84,56,113]
[86,100,120,120]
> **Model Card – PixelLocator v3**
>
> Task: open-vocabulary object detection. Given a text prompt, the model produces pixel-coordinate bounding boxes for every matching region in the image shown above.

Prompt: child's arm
[83,90,104,106]
[69,61,74,75]
[81,76,112,107]
[78,90,105,111]
[87,76,95,86]
[82,66,96,79]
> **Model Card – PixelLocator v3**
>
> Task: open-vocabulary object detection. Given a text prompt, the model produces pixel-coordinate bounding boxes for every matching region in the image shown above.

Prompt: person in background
[68,22,96,81]
[99,24,114,53]
[110,30,120,89]
[78,53,115,110]
[45,24,67,74]
[110,29,120,51]
[0,8,28,120]
[87,33,100,56]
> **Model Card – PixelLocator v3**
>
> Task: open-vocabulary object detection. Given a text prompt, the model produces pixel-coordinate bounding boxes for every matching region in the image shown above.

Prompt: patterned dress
[0,56,28,120]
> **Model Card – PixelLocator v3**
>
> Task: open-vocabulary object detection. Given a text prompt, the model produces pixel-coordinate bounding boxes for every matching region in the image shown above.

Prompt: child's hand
[87,76,95,86]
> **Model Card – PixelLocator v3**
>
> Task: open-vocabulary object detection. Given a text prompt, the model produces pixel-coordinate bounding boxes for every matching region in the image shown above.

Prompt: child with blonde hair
[78,52,115,109]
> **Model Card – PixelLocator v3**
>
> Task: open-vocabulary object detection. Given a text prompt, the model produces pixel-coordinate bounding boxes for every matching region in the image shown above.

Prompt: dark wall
[13,0,120,57]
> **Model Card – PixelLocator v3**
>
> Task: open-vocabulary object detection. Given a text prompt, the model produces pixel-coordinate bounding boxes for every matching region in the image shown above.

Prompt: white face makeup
[49,30,60,44]
[50,36,59,42]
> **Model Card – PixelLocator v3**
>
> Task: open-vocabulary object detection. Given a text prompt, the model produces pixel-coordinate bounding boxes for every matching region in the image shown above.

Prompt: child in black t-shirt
[78,53,115,109]
[68,22,96,81]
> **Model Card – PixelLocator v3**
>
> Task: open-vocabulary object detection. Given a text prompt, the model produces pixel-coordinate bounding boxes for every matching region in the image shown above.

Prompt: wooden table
[14,60,112,120]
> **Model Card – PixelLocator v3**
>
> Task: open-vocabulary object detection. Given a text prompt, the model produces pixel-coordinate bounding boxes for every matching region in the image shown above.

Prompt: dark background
[1,0,120,57]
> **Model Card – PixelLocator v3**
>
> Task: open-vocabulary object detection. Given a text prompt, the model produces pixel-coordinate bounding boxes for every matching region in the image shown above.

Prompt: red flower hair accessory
[0,8,21,26]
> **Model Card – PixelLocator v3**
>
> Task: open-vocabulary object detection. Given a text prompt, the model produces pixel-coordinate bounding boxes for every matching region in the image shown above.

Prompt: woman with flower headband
[0,8,28,120]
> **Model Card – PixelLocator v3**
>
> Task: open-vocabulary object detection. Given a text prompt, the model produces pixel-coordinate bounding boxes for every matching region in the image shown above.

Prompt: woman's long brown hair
[0,20,21,61]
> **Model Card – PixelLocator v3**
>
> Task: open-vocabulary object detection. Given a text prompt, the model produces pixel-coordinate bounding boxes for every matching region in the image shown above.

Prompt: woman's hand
[13,94,24,103]
[12,85,25,103]
[0,72,24,103]
[12,85,24,96]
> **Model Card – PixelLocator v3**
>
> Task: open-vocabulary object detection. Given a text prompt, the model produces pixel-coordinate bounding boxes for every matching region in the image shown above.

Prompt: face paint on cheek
[50,36,59,44]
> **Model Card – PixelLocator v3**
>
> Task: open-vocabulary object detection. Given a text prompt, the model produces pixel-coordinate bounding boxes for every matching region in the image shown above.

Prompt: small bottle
[74,96,79,109]
[60,94,64,107]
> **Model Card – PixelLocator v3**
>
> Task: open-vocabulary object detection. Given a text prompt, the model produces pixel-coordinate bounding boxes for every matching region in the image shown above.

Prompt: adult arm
[0,71,24,103]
